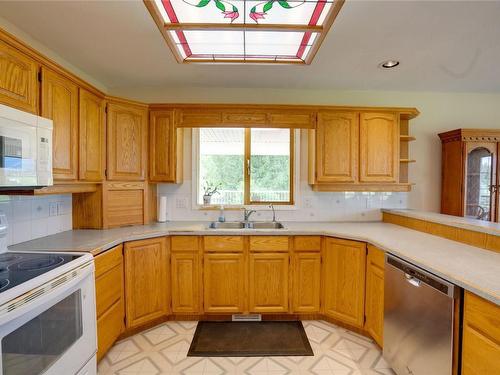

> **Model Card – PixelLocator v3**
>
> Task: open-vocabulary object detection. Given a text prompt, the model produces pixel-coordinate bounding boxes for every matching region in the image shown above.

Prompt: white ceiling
[1,0,500,94]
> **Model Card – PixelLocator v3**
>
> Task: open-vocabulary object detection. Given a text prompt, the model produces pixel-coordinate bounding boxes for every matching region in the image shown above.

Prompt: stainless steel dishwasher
[384,254,459,375]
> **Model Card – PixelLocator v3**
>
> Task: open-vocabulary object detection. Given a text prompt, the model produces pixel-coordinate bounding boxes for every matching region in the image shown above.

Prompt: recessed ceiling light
[379,60,400,69]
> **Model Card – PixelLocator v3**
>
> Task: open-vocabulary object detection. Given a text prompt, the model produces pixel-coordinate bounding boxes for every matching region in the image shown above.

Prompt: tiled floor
[98,320,394,375]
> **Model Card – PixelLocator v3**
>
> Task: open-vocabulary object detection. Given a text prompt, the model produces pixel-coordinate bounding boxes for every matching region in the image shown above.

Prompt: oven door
[0,263,97,375]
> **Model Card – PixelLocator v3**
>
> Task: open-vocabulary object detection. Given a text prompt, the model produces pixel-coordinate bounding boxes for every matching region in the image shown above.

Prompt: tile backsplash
[157,181,408,222]
[0,194,72,246]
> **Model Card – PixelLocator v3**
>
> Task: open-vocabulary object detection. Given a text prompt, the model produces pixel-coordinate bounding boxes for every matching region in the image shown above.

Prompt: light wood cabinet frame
[0,39,39,114]
[79,88,105,181]
[41,67,79,180]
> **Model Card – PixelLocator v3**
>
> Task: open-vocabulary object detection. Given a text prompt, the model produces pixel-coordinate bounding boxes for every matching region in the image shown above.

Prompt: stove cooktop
[0,252,83,293]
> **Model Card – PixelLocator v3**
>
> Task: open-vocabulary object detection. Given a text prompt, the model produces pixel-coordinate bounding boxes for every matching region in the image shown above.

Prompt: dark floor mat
[187,321,313,357]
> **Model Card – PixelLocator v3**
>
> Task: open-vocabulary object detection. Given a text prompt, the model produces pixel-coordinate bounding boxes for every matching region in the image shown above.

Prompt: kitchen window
[194,127,295,206]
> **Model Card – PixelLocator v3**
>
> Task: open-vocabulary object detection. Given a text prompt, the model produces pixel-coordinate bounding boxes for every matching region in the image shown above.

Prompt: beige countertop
[383,209,500,237]
[9,220,500,306]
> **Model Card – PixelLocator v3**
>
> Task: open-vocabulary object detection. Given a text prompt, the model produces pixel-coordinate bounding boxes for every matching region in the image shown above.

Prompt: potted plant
[202,181,220,205]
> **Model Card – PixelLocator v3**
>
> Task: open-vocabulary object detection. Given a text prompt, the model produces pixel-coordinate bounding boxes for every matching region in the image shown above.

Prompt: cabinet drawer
[94,245,123,278]
[204,236,244,252]
[293,236,321,251]
[462,292,500,375]
[250,236,289,252]
[96,264,123,318]
[464,292,500,342]
[171,236,200,252]
[97,299,124,362]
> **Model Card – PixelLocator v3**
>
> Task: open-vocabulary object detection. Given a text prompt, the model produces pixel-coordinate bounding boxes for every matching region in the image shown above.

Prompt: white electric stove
[0,214,97,375]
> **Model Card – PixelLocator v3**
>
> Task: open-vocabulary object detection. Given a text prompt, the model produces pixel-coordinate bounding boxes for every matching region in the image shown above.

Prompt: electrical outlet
[49,202,58,217]
[304,198,313,209]
[175,198,187,209]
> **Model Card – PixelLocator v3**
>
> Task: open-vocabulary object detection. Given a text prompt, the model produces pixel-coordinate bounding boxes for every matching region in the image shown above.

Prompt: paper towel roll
[158,196,167,222]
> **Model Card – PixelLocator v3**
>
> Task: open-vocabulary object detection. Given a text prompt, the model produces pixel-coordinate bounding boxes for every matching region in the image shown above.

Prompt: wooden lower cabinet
[97,299,124,362]
[94,245,124,361]
[124,238,169,328]
[292,252,321,313]
[462,291,500,375]
[204,253,246,313]
[322,238,366,328]
[364,245,385,347]
[248,252,289,313]
[171,251,201,313]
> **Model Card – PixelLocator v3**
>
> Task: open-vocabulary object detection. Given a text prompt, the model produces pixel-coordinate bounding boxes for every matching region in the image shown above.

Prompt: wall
[158,129,408,222]
[115,86,500,213]
[0,16,108,93]
[0,195,72,246]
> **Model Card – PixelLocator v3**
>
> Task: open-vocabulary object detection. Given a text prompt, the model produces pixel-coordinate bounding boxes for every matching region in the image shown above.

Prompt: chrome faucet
[269,203,276,222]
[243,208,256,222]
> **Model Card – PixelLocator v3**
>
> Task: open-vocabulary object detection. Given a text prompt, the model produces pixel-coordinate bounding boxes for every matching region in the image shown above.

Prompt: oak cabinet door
[41,67,79,180]
[204,253,245,313]
[322,238,366,328]
[316,112,359,183]
[107,102,148,181]
[292,252,321,313]
[359,112,399,182]
[462,292,500,375]
[364,245,385,347]
[171,252,201,313]
[79,88,105,181]
[0,40,38,114]
[124,238,169,328]
[149,110,182,183]
[248,252,289,313]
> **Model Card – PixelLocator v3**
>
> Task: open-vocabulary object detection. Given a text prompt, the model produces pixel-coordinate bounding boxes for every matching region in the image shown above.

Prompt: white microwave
[0,104,53,189]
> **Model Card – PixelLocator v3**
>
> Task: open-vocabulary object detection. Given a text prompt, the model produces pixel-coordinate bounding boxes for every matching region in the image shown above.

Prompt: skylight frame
[144,0,344,64]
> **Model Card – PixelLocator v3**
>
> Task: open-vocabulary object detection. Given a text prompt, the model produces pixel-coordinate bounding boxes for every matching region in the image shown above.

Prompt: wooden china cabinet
[439,129,500,222]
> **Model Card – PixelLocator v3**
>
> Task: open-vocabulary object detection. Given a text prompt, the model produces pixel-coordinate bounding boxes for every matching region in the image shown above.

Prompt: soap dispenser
[218,205,226,222]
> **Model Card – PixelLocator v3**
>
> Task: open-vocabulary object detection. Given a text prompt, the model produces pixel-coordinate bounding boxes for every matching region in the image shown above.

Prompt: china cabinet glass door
[465,144,498,221]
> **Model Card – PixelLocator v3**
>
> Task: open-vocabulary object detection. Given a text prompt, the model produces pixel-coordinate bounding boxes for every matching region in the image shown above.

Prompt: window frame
[192,127,299,209]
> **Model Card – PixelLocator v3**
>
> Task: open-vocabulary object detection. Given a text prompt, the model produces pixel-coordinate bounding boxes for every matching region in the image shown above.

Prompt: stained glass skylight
[145,0,344,64]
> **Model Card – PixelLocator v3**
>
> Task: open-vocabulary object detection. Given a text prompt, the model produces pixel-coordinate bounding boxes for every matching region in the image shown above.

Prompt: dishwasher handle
[404,273,421,287]
[386,254,457,298]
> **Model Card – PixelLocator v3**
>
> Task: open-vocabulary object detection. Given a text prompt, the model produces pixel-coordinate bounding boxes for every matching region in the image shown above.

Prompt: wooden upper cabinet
[0,40,38,114]
[322,237,366,328]
[124,238,169,328]
[267,110,316,128]
[79,89,105,181]
[107,101,148,181]
[364,245,385,347]
[149,110,183,183]
[359,112,399,183]
[462,291,500,375]
[175,107,315,129]
[316,112,359,183]
[41,68,79,180]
